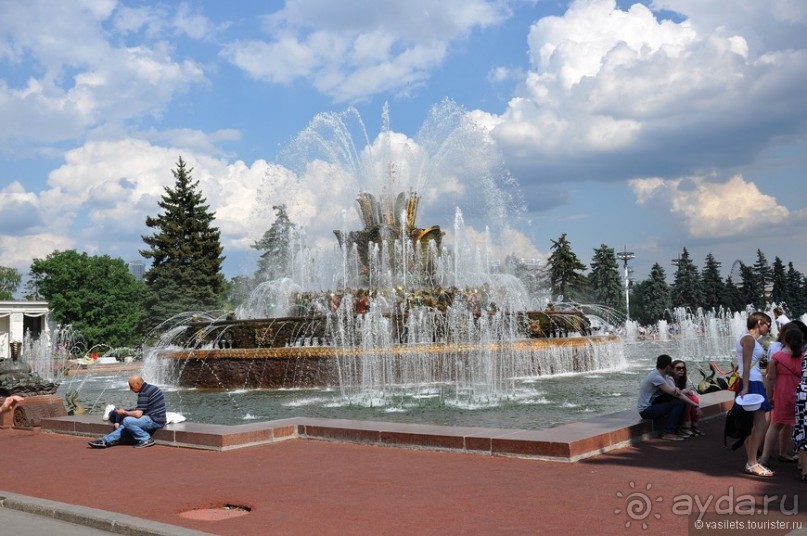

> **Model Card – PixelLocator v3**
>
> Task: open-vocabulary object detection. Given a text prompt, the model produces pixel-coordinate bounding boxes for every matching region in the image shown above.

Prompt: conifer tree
[547,233,587,302]
[140,157,226,329]
[739,262,764,309]
[632,263,671,324]
[700,253,725,312]
[753,249,772,302]
[670,248,702,310]
[769,257,788,306]
[721,276,745,313]
[252,204,298,282]
[587,244,623,311]
[786,262,806,316]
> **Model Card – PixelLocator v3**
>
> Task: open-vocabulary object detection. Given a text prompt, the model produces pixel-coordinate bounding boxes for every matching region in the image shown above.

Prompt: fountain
[153,101,625,408]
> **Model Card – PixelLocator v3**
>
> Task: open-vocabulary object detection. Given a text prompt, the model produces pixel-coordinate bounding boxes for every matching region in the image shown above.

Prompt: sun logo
[614,481,663,529]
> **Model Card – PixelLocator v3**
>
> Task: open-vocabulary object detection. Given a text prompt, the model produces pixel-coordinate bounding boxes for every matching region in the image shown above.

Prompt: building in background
[128,260,145,281]
[0,301,51,360]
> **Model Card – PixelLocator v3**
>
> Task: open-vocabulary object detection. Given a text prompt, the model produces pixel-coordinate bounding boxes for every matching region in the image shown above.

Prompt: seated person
[88,374,166,449]
[637,354,699,440]
[669,360,704,436]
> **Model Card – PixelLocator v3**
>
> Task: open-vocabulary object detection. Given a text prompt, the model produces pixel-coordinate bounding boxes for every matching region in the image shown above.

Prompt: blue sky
[1,0,806,289]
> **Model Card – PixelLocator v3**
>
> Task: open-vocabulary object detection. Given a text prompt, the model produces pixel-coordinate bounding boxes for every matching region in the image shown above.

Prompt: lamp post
[616,246,635,321]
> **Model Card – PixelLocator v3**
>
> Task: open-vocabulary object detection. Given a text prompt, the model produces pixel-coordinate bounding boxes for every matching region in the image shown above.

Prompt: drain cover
[180,504,251,521]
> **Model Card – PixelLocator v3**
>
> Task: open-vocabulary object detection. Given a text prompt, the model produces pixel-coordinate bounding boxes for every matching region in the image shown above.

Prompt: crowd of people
[637,308,807,479]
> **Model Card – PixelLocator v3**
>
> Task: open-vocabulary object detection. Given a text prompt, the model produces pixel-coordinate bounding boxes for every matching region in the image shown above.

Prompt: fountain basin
[162,335,621,389]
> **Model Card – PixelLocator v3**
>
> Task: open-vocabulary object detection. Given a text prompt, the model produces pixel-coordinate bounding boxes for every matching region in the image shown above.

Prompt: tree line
[2,157,805,349]
[530,234,807,326]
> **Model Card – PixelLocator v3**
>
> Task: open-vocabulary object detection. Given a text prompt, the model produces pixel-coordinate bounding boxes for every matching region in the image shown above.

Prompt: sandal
[745,463,774,477]
[691,427,705,436]
[777,455,798,463]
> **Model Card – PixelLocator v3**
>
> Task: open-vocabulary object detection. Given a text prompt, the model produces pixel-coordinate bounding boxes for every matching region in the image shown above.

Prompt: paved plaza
[2,412,807,535]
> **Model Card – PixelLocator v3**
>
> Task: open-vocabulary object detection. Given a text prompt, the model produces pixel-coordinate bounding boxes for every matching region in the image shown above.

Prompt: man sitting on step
[88,374,166,449]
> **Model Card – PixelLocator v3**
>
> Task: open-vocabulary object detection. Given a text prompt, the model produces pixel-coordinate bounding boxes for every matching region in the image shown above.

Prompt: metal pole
[616,246,635,321]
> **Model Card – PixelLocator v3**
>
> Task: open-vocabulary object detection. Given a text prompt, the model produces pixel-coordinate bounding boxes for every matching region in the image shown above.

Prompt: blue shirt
[136,382,166,426]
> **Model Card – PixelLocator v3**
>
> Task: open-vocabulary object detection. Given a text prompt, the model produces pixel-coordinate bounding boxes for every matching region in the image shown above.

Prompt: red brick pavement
[1,417,806,536]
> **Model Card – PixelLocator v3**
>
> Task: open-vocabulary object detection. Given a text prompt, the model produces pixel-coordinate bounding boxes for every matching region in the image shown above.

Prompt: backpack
[724,403,754,450]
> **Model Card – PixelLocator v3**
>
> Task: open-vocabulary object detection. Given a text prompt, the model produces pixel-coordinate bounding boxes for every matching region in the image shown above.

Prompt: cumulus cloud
[478,0,807,186]
[221,0,511,102]
[0,1,208,147]
[0,137,268,271]
[628,174,803,238]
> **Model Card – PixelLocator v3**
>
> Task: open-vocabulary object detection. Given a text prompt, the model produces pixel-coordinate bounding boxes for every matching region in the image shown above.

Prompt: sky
[1,0,806,293]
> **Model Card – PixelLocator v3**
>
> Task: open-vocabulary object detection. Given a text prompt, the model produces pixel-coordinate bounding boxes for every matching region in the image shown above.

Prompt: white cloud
[222,0,511,102]
[481,0,807,183]
[0,1,207,146]
[628,174,799,238]
[0,138,269,271]
[0,233,74,272]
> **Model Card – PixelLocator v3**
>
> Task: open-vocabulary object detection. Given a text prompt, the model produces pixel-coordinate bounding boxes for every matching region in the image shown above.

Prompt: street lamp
[616,246,635,321]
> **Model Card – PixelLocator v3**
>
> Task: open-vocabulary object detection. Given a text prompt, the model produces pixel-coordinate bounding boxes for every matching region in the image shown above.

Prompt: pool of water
[57,340,732,431]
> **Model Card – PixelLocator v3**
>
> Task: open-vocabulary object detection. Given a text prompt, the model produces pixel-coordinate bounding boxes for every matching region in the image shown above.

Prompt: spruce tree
[701,253,725,312]
[786,262,806,316]
[670,248,702,310]
[634,263,671,324]
[769,257,788,306]
[721,276,745,313]
[739,262,764,309]
[587,244,623,312]
[140,157,226,329]
[547,233,587,302]
[252,204,298,282]
[753,249,772,302]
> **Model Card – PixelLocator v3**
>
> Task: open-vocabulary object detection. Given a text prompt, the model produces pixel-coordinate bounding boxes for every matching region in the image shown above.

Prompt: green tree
[252,204,298,282]
[29,250,143,347]
[223,275,254,311]
[739,262,764,309]
[547,233,587,302]
[786,263,806,316]
[753,249,771,302]
[0,266,22,300]
[140,157,226,329]
[631,263,671,325]
[587,245,622,311]
[670,248,702,310]
[721,276,745,313]
[700,253,725,312]
[769,257,788,306]
[502,255,545,298]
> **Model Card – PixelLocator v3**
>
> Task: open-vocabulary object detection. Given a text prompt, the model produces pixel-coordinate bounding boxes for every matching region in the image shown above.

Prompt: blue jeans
[640,397,686,433]
[101,415,162,444]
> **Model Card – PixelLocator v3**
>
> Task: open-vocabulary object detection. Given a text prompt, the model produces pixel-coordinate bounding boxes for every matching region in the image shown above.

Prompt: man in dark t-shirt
[88,374,166,449]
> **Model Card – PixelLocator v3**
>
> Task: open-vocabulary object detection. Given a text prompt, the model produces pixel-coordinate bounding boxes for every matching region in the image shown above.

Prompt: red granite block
[40,417,75,433]
[270,424,297,439]
[567,434,612,458]
[0,407,12,429]
[302,425,380,443]
[221,429,275,447]
[493,437,567,458]
[380,431,465,450]
[75,421,114,436]
[172,430,225,448]
[464,436,492,453]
